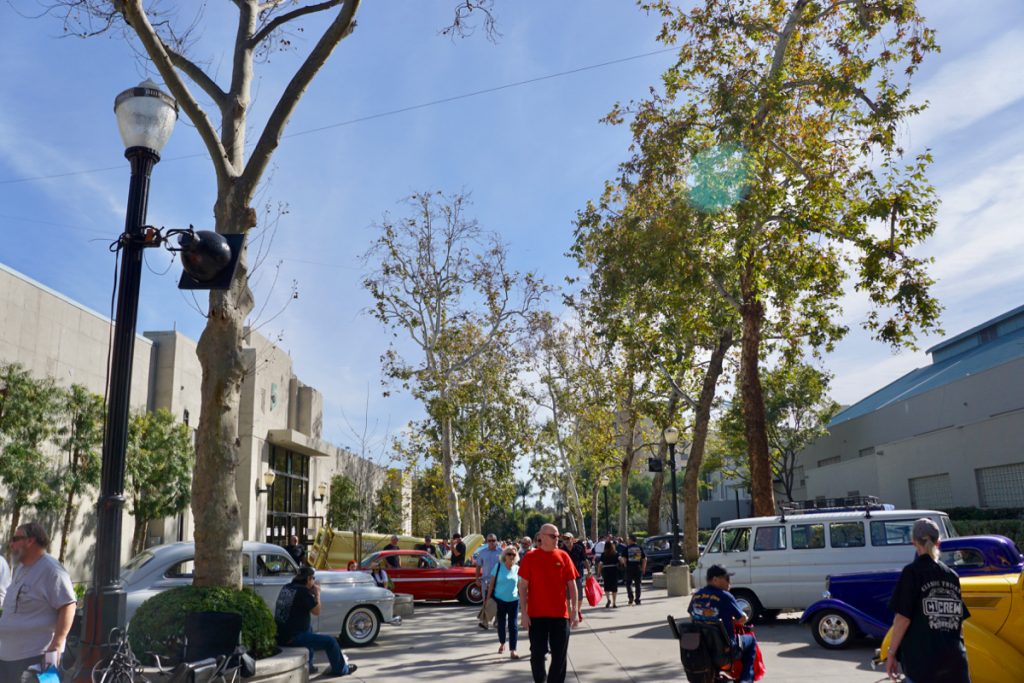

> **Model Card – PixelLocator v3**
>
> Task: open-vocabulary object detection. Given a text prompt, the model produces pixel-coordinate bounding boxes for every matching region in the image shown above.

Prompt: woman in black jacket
[597,537,622,608]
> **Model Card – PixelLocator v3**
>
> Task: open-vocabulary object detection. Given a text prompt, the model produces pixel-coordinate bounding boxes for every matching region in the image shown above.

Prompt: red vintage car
[358,550,485,605]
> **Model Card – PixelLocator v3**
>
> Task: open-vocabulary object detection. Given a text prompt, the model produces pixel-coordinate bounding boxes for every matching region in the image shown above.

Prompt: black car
[641,534,699,576]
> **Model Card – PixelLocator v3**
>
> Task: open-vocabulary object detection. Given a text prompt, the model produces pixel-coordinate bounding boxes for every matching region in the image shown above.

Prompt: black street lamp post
[664,426,683,567]
[77,79,178,679]
[600,475,610,535]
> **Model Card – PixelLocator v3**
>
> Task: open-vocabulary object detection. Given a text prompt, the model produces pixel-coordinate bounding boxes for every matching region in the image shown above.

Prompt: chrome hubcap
[819,615,849,645]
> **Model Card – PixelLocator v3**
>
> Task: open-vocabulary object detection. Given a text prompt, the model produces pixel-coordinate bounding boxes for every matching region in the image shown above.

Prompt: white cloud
[907,29,1024,149]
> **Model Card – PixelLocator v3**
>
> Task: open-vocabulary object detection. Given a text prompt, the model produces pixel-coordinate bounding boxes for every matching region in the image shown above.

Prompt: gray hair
[18,521,51,550]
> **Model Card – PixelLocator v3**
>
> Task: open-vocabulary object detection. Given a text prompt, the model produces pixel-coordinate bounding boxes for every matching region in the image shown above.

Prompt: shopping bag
[584,574,604,607]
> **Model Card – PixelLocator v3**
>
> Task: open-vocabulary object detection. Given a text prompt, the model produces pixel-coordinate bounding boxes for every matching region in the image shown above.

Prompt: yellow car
[877,570,1024,682]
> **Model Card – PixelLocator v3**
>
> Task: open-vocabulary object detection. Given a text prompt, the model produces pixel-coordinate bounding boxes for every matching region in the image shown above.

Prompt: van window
[941,516,958,538]
[829,522,866,548]
[753,526,787,551]
[791,524,824,549]
[722,527,750,553]
[870,520,914,546]
[705,531,723,554]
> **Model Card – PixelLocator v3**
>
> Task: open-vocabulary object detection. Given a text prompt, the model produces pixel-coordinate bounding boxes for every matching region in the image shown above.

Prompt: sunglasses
[10,535,27,543]
[504,553,517,557]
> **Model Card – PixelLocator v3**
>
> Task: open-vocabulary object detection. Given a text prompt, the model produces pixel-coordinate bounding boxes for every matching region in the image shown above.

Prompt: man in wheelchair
[680,564,758,683]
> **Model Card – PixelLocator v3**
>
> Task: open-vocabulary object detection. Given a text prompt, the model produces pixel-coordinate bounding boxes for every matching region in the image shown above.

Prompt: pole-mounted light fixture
[256,470,277,497]
[313,480,328,504]
[664,426,684,567]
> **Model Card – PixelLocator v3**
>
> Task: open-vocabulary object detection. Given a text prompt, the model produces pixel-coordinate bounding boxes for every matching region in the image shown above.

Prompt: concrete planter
[139,647,310,683]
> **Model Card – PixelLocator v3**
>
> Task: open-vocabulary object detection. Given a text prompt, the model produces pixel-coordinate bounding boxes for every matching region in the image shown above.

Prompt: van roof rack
[778,496,890,522]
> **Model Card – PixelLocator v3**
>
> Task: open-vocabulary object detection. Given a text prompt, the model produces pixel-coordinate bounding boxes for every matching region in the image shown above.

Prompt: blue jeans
[495,597,519,650]
[290,630,348,675]
[734,634,756,683]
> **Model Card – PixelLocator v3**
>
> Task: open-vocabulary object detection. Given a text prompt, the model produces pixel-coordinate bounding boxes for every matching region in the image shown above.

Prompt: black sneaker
[344,664,359,676]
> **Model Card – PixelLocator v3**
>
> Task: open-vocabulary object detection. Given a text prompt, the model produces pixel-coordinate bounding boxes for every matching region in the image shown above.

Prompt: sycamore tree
[42,0,497,586]
[126,409,194,556]
[0,363,63,537]
[363,191,545,536]
[600,0,942,515]
[720,359,840,501]
[55,384,106,564]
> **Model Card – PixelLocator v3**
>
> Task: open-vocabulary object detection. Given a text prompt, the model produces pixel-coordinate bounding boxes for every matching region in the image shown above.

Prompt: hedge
[129,585,276,663]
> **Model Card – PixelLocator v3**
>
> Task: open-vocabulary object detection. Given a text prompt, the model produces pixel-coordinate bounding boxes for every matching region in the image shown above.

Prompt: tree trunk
[683,329,733,562]
[440,414,462,535]
[647,391,678,535]
[59,482,77,564]
[131,517,149,557]
[591,483,600,541]
[192,196,256,588]
[10,502,22,548]
[740,299,776,516]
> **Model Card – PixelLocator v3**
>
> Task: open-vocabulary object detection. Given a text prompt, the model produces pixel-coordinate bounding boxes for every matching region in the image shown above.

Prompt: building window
[858,446,875,457]
[908,473,953,509]
[817,456,840,468]
[266,445,310,545]
[976,462,1024,508]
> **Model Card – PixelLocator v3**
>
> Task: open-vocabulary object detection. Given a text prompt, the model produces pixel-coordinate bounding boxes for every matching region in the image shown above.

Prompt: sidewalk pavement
[316,583,892,682]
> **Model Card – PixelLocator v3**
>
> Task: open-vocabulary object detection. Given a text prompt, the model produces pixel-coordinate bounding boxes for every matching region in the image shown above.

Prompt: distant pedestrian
[0,553,10,604]
[475,534,503,629]
[0,522,76,682]
[284,534,307,567]
[383,534,401,568]
[415,535,438,558]
[592,535,606,557]
[275,566,357,677]
[624,534,647,606]
[598,539,622,608]
[885,518,971,683]
[487,546,522,659]
[561,533,589,602]
[450,533,468,567]
[518,524,579,683]
[368,560,390,590]
[519,537,532,560]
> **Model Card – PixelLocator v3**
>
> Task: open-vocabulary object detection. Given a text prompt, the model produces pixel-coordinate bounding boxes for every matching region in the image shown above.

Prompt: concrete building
[0,262,388,582]
[794,305,1024,509]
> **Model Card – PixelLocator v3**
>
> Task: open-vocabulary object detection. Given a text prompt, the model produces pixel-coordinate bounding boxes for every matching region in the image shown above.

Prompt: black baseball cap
[296,566,316,582]
[706,564,734,582]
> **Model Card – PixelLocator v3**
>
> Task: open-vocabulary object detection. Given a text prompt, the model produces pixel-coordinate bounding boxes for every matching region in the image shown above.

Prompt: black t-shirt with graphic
[274,582,316,644]
[625,542,646,572]
[887,554,971,683]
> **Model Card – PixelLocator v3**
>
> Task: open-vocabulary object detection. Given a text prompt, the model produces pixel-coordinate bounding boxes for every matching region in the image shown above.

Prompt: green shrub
[952,520,1024,549]
[129,586,276,663]
[947,507,1024,521]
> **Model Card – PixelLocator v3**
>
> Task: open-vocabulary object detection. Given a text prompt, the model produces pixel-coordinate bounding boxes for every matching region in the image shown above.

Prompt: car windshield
[359,553,380,569]
[121,550,155,582]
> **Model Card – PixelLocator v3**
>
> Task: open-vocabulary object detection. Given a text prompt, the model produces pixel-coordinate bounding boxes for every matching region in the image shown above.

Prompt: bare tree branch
[241,0,360,194]
[165,44,229,108]
[119,0,231,184]
[250,0,345,48]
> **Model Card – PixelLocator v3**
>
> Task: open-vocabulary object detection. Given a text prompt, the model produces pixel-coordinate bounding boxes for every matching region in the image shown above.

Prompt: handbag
[484,597,498,620]
[584,574,604,607]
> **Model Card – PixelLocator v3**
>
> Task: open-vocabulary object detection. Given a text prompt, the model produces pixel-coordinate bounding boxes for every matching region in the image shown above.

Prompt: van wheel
[731,589,763,622]
[812,609,854,649]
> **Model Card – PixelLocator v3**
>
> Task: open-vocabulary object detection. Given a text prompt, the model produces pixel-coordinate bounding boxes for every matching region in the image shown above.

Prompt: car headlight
[822,591,831,599]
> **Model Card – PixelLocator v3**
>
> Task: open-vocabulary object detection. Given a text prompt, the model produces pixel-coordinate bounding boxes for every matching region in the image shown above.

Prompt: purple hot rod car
[800,535,1024,649]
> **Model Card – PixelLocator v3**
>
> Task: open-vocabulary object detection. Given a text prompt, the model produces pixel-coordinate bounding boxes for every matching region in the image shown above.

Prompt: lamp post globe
[663,426,683,567]
[78,80,177,683]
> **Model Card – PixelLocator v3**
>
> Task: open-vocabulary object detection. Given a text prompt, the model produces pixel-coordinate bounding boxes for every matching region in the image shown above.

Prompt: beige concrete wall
[0,264,153,582]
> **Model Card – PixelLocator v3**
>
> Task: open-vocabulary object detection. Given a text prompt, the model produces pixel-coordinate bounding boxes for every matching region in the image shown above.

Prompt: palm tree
[514,478,534,534]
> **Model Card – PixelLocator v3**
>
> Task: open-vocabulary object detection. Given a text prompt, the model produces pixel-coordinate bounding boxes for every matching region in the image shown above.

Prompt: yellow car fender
[876,622,1024,683]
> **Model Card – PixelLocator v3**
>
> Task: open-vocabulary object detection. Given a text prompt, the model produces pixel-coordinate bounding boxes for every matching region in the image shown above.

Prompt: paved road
[318,584,893,682]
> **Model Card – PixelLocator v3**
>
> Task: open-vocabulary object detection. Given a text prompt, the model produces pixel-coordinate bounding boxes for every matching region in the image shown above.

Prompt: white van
[696,508,957,619]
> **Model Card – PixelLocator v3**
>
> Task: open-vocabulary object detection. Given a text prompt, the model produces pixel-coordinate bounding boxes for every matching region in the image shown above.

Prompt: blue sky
[1,1,1023,455]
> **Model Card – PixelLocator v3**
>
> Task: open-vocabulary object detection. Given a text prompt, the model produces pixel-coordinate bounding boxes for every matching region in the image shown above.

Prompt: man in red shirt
[518,523,579,683]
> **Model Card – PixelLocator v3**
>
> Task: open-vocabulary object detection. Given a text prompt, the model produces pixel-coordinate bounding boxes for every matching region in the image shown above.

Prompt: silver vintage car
[121,542,399,646]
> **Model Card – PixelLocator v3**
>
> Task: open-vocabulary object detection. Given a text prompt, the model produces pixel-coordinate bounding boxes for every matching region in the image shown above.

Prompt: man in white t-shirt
[0,521,77,681]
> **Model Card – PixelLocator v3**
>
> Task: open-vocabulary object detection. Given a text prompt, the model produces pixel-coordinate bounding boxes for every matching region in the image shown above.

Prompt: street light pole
[664,426,683,567]
[77,80,177,681]
[600,476,610,535]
